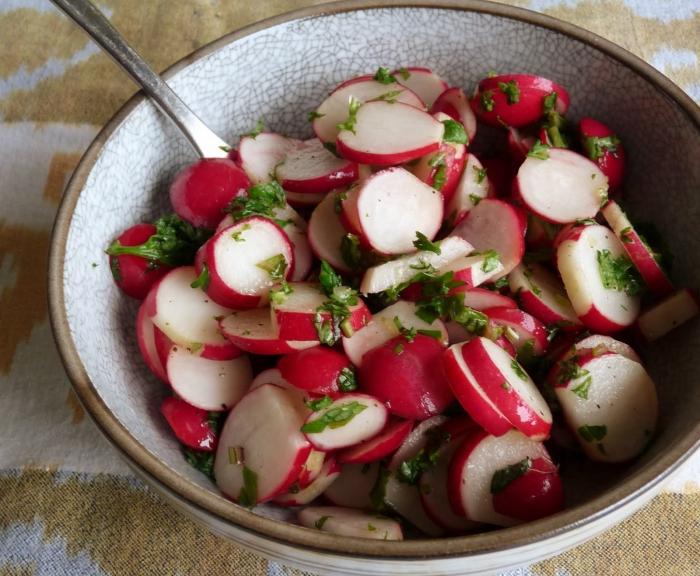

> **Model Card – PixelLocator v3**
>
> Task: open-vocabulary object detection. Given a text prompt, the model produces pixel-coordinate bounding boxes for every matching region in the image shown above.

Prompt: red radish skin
[160,396,219,451]
[152,316,241,364]
[308,192,353,274]
[601,200,673,298]
[394,67,448,108]
[445,154,491,227]
[338,419,414,464]
[324,462,379,510]
[238,133,300,184]
[525,214,561,250]
[169,159,249,229]
[136,298,169,382]
[198,217,295,309]
[484,306,549,357]
[219,308,319,355]
[491,456,564,522]
[507,127,536,164]
[430,87,478,143]
[472,74,570,128]
[360,334,455,420]
[636,289,699,342]
[298,506,403,540]
[450,198,526,279]
[516,149,608,224]
[274,457,341,506]
[271,282,371,341]
[580,118,625,193]
[336,101,444,166]
[557,224,640,333]
[278,347,353,396]
[165,345,252,412]
[313,76,425,143]
[302,393,388,451]
[275,139,359,194]
[109,224,171,299]
[442,344,514,437]
[214,384,312,504]
[459,337,552,440]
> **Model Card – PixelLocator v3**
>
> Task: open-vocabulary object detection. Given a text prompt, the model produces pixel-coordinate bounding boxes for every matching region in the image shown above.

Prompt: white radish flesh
[298,506,403,541]
[430,87,478,143]
[445,154,491,227]
[136,299,168,382]
[324,462,379,510]
[458,286,518,311]
[388,415,449,471]
[248,367,311,417]
[637,289,699,341]
[382,473,443,536]
[395,67,448,108]
[275,458,341,506]
[238,133,300,184]
[308,192,353,273]
[439,253,504,288]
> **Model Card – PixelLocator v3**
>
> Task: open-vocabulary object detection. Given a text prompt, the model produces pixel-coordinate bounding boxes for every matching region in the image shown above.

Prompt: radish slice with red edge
[556,223,641,333]
[388,414,449,471]
[451,286,518,311]
[285,189,328,207]
[297,449,327,489]
[136,298,168,382]
[214,383,311,504]
[274,457,341,506]
[445,153,491,227]
[278,347,354,397]
[312,76,425,144]
[439,253,504,288]
[450,198,526,280]
[483,306,549,357]
[336,101,443,166]
[238,133,300,184]
[381,472,444,536]
[275,139,359,194]
[553,352,658,462]
[506,127,536,164]
[165,345,252,412]
[338,419,414,464]
[298,506,403,541]
[301,393,388,451]
[601,200,673,298]
[516,148,608,224]
[160,396,220,451]
[430,87,478,143]
[580,117,625,193]
[394,67,448,108]
[248,368,311,417]
[636,289,699,342]
[219,308,319,355]
[308,192,353,274]
[324,462,379,510]
[562,334,640,363]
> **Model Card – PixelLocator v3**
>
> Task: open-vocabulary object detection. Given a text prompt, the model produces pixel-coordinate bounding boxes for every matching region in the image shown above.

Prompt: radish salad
[106,66,698,540]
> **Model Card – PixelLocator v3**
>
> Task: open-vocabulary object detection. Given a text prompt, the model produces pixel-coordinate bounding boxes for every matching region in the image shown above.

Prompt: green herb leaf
[522,267,542,296]
[373,66,397,84]
[498,80,520,105]
[337,97,362,133]
[256,253,288,281]
[242,119,265,139]
[397,427,450,485]
[319,260,344,297]
[323,141,339,156]
[442,119,468,145]
[183,448,215,481]
[473,165,487,184]
[340,233,363,270]
[190,264,210,290]
[571,375,593,399]
[469,193,483,207]
[305,395,334,411]
[542,91,558,114]
[480,249,501,273]
[206,412,223,434]
[490,457,531,493]
[308,110,325,121]
[557,356,589,383]
[413,231,441,255]
[620,226,633,243]
[596,249,643,296]
[301,401,368,433]
[338,367,358,392]
[270,281,293,305]
[492,276,509,290]
[370,466,391,512]
[510,359,528,381]
[578,424,607,442]
[367,523,377,532]
[315,515,330,530]
[583,135,620,161]
[480,90,495,112]
[227,180,287,222]
[237,466,258,507]
[527,139,550,160]
[372,89,404,103]
[109,256,122,282]
[396,67,411,80]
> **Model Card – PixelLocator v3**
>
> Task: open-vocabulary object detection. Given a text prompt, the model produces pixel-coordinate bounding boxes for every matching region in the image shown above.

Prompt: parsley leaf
[314,515,331,530]
[473,165,487,184]
[190,264,210,290]
[442,119,468,144]
[269,281,293,305]
[319,260,344,297]
[338,367,358,392]
[314,262,361,345]
[301,401,367,433]
[578,424,607,442]
[256,253,287,281]
[571,375,593,399]
[490,457,531,493]
[596,249,643,296]
[433,163,447,191]
[308,111,324,121]
[522,267,542,296]
[413,231,441,254]
[242,119,265,139]
[480,90,495,112]
[542,91,558,114]
[237,466,258,507]
[341,233,363,270]
[510,359,528,381]
[337,97,362,133]
[373,66,397,84]
[372,89,404,103]
[583,135,620,161]
[396,67,411,80]
[305,395,334,411]
[227,180,287,223]
[183,448,215,481]
[480,249,501,273]
[397,427,450,485]
[498,80,520,104]
[527,139,550,160]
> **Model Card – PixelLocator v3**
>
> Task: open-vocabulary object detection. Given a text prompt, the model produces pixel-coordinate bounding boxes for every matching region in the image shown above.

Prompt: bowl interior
[57,2,700,556]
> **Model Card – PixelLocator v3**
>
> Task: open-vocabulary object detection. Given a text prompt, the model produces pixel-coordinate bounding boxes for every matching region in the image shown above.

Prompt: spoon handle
[51,0,230,158]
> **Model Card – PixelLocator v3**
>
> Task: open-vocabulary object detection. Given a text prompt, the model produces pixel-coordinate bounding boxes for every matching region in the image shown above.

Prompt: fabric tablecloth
[1,1,699,574]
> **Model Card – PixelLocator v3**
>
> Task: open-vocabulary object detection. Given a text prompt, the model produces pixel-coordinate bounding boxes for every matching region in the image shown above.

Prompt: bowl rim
[48,0,700,559]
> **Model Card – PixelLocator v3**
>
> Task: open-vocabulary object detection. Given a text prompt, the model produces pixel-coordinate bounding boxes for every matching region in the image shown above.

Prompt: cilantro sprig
[392,316,442,343]
[527,139,550,160]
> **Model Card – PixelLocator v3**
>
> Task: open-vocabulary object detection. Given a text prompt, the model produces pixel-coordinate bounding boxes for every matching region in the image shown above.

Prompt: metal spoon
[50,0,230,158]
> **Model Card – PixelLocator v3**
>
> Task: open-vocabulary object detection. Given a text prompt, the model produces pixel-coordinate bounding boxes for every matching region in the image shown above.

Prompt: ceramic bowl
[49,1,700,574]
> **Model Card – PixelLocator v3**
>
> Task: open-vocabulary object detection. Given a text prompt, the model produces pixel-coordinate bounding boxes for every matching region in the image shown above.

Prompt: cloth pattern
[0,1,698,574]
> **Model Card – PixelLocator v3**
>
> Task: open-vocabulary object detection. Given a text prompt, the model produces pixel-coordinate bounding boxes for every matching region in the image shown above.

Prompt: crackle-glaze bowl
[49,1,700,574]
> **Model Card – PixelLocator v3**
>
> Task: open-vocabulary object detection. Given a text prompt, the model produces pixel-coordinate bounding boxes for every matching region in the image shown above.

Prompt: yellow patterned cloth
[0,1,699,575]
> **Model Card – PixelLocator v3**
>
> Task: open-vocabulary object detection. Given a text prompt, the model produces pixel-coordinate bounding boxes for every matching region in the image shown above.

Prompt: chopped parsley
[315,515,331,530]
[596,249,643,296]
[413,231,441,254]
[319,260,344,296]
[227,180,287,224]
[397,426,450,484]
[578,424,607,442]
[305,395,334,411]
[469,193,483,206]
[473,165,487,184]
[301,401,367,433]
[183,448,215,481]
[542,92,558,114]
[333,190,347,214]
[522,267,542,296]
[237,466,258,507]
[373,66,397,84]
[372,89,404,103]
[510,359,528,381]
[480,250,501,273]
[492,276,509,290]
[190,264,210,290]
[308,110,325,121]
[396,67,411,80]
[242,119,265,139]
[583,135,620,162]
[480,90,495,112]
[490,457,531,493]
[231,223,250,242]
[337,97,362,133]
[571,374,593,400]
[256,253,287,281]
[392,316,442,343]
[433,163,447,191]
[206,412,223,434]
[367,523,377,532]
[620,226,633,244]
[338,367,358,392]
[269,281,293,305]
[441,119,468,145]
[557,356,590,384]
[340,233,363,270]
[498,80,520,105]
[527,139,550,160]
[314,261,361,345]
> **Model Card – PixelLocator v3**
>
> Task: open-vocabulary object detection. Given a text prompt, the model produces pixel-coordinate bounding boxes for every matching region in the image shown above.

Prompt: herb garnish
[269,281,293,305]
[510,359,528,381]
[315,515,330,530]
[490,457,531,493]
[338,367,358,392]
[480,249,501,273]
[578,424,607,442]
[522,267,542,296]
[397,426,450,484]
[428,152,447,191]
[183,448,215,481]
[308,111,325,121]
[256,253,287,281]
[442,119,468,145]
[413,231,441,254]
[190,264,210,290]
[314,261,361,345]
[392,316,442,342]
[227,180,287,224]
[337,97,362,133]
[396,67,411,80]
[373,66,397,84]
[596,249,643,296]
[372,89,404,103]
[242,119,265,139]
[341,233,363,270]
[305,395,334,411]
[498,80,520,105]
[474,165,487,184]
[583,135,620,161]
[301,401,367,433]
[527,139,550,160]
[480,90,495,112]
[237,466,258,507]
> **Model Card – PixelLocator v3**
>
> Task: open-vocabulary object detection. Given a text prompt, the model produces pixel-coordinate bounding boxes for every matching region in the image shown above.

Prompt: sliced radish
[278,347,354,396]
[450,198,525,279]
[285,189,328,207]
[564,334,640,363]
[453,286,518,311]
[308,192,353,274]
[342,300,448,366]
[275,139,359,194]
[506,127,536,164]
[448,429,552,525]
[637,289,699,341]
[216,202,307,234]
[297,449,327,489]
[337,101,443,166]
[508,263,581,328]
[160,396,219,451]
[484,307,549,357]
[165,345,252,411]
[382,473,443,536]
[601,200,673,298]
[298,506,403,541]
[214,383,311,504]
[360,236,473,295]
[146,267,235,355]
[338,419,414,464]
[516,148,608,224]
[553,352,658,462]
[219,308,319,355]
[302,393,388,451]
[445,154,491,227]
[557,224,641,333]
[136,298,169,383]
[248,367,310,417]
[199,217,295,309]
[459,337,552,440]
[238,133,300,184]
[360,335,455,420]
[430,87,478,143]
[525,214,561,250]
[313,76,425,143]
[388,414,449,471]
[324,461,379,510]
[439,253,504,288]
[442,344,513,437]
[346,167,443,255]
[394,67,448,108]
[275,457,341,506]
[271,282,371,341]
[580,117,625,193]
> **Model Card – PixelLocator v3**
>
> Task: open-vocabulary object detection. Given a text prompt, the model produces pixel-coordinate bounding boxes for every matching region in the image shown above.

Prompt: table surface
[1,1,699,574]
